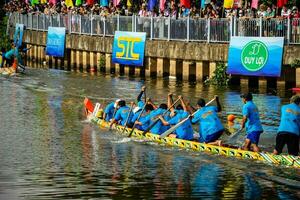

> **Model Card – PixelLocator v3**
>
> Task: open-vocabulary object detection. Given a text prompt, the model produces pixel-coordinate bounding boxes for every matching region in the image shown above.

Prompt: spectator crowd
[3,0,300,20]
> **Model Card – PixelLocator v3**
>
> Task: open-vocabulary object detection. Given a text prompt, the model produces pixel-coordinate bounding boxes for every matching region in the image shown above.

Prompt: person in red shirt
[291,6,300,43]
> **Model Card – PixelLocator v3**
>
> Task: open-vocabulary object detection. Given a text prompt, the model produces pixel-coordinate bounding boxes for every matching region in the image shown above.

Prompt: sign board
[227,37,284,77]
[46,27,66,57]
[112,31,146,66]
[14,23,24,48]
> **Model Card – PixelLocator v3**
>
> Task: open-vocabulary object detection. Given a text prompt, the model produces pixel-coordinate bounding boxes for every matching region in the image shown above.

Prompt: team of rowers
[92,86,300,156]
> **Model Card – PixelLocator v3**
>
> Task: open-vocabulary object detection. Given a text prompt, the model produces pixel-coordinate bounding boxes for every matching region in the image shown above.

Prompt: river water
[0,69,299,199]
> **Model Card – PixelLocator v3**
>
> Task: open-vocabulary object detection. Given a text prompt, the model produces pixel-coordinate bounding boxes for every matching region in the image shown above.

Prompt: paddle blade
[84,97,94,113]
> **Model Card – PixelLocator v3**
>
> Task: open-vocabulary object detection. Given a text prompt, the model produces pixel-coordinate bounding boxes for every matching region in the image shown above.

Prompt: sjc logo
[116,36,142,60]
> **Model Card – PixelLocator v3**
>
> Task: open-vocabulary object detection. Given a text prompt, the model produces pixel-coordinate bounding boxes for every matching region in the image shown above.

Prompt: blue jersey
[242,101,263,133]
[137,100,144,108]
[140,108,170,134]
[167,111,194,140]
[278,103,300,136]
[114,106,132,126]
[192,106,224,141]
[131,110,150,131]
[104,102,115,121]
[5,48,17,60]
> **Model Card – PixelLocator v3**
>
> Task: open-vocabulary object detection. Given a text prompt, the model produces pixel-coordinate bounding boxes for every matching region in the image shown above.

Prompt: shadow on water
[0,69,299,199]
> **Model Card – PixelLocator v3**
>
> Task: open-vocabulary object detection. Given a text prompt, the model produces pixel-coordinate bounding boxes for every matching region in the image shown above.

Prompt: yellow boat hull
[89,116,300,169]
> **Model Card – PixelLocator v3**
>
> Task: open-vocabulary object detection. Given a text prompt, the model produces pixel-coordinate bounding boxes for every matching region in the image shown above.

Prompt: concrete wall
[20,30,300,88]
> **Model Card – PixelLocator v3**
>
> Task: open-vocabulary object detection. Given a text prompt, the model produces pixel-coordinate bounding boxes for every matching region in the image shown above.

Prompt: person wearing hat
[273,95,300,156]
[240,93,263,152]
[103,99,121,122]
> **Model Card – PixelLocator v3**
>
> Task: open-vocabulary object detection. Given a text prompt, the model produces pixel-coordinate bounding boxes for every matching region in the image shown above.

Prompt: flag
[75,0,82,6]
[31,0,39,6]
[180,0,191,8]
[113,0,120,6]
[233,0,240,8]
[277,0,288,8]
[65,0,74,7]
[199,0,206,8]
[48,0,57,5]
[160,0,166,11]
[147,0,157,11]
[86,0,95,5]
[40,0,47,4]
[127,0,132,7]
[251,0,258,9]
[200,0,205,8]
[223,0,233,9]
[100,0,108,6]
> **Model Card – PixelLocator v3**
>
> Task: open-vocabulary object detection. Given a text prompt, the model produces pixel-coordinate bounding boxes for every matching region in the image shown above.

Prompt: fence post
[43,14,46,31]
[150,15,153,40]
[103,17,106,37]
[90,14,93,36]
[50,14,52,27]
[117,14,120,31]
[58,14,61,27]
[69,13,72,34]
[259,17,263,37]
[207,18,210,43]
[168,15,170,41]
[79,15,82,34]
[287,17,290,44]
[132,15,134,32]
[233,16,237,36]
[187,15,190,42]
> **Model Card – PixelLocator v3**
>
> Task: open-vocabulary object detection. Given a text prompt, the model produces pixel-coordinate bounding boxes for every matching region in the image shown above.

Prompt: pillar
[182,61,191,81]
[115,63,120,74]
[124,65,130,76]
[157,58,164,78]
[71,50,76,70]
[135,67,141,77]
[105,53,112,74]
[145,57,157,77]
[209,62,216,78]
[82,51,87,72]
[76,50,80,71]
[170,59,177,78]
[96,52,102,72]
[296,68,300,87]
[258,77,267,93]
[90,52,95,73]
[196,61,203,81]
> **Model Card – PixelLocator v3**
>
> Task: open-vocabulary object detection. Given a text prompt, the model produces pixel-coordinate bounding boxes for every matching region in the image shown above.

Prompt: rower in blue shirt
[273,95,300,156]
[240,93,263,152]
[131,104,154,131]
[191,96,224,146]
[110,100,133,126]
[137,103,170,134]
[159,95,194,140]
[136,86,146,108]
[103,99,121,122]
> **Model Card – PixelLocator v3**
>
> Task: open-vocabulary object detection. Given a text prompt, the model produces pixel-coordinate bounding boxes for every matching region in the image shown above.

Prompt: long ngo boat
[84,98,300,169]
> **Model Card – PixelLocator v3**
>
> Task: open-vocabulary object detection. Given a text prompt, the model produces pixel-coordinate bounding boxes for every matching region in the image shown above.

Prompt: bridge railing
[10,12,300,44]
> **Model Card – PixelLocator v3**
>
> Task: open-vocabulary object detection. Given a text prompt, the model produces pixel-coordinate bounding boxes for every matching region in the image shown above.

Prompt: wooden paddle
[128,98,150,137]
[122,102,134,134]
[142,97,181,136]
[160,97,216,138]
[226,128,243,144]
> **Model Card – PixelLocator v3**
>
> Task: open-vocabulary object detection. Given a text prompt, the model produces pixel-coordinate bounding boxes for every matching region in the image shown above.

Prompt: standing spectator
[291,6,300,43]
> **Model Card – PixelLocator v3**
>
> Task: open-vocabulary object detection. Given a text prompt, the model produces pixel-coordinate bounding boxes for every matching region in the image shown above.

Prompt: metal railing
[9,12,300,44]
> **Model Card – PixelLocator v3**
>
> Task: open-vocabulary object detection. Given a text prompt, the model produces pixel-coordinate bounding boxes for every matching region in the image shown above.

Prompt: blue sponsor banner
[227,37,284,77]
[46,27,66,57]
[112,31,146,66]
[14,23,24,48]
